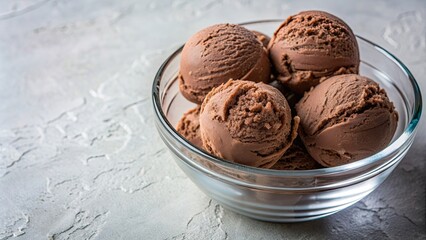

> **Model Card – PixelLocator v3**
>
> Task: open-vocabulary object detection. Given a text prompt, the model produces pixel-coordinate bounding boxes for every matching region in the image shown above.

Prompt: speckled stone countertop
[0,0,425,239]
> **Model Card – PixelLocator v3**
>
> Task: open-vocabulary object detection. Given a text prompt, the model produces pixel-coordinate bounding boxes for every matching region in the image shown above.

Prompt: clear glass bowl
[152,20,422,222]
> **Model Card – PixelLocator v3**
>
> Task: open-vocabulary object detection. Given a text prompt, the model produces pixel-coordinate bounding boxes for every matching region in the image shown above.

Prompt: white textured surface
[0,0,425,239]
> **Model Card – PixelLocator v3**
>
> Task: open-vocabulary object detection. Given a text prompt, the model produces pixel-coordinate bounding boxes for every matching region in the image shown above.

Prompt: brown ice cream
[179,24,271,104]
[296,74,398,167]
[271,139,321,170]
[268,11,360,95]
[174,12,399,170]
[176,106,203,149]
[200,80,299,168]
[252,30,271,49]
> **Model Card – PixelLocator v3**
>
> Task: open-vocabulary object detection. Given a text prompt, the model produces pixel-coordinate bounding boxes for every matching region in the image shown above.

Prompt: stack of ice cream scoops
[175,10,398,170]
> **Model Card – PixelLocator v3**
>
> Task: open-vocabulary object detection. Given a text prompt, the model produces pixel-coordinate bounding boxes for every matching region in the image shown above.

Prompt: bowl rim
[152,19,422,177]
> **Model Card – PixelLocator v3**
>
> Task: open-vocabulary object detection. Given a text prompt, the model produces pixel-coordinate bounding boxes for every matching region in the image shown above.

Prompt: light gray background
[0,0,425,239]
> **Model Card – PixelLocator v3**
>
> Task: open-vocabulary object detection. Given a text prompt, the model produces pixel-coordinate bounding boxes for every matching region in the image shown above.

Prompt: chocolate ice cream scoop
[271,139,321,170]
[179,24,271,104]
[200,80,299,168]
[252,30,271,49]
[296,74,398,167]
[176,106,203,149]
[268,11,360,95]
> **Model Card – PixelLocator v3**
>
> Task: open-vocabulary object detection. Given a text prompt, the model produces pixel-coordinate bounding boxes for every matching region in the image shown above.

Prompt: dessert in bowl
[152,16,422,222]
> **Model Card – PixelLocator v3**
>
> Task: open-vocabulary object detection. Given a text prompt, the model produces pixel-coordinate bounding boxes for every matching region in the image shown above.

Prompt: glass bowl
[152,20,422,222]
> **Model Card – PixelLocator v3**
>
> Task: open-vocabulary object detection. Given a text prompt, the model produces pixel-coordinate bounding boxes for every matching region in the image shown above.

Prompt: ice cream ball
[179,24,271,104]
[296,74,398,167]
[252,30,271,49]
[200,80,299,168]
[270,138,322,170]
[176,106,203,149]
[268,11,360,95]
